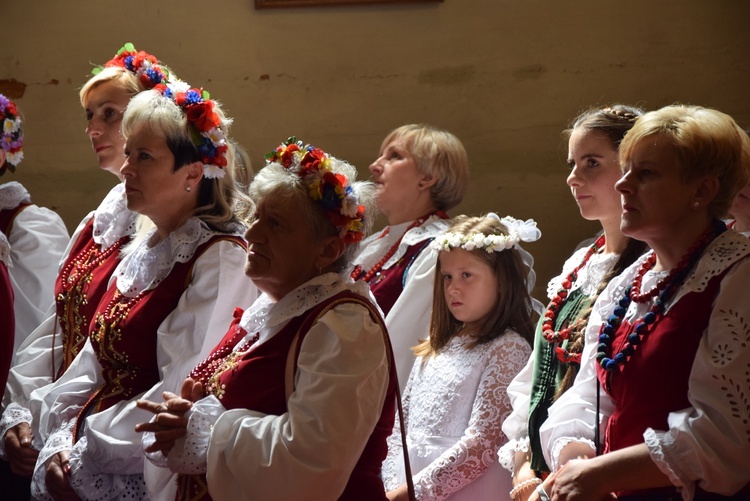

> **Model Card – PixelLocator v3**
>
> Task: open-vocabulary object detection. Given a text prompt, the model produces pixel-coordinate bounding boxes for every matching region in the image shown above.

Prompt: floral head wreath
[432,213,541,253]
[265,137,366,243]
[153,80,229,178]
[0,93,23,175]
[94,42,169,90]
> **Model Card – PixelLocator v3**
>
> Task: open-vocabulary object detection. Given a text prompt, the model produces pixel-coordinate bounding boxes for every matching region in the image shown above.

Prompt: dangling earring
[186,186,192,193]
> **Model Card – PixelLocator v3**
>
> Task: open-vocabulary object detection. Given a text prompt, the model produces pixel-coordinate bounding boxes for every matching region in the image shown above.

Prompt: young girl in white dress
[382,214,537,501]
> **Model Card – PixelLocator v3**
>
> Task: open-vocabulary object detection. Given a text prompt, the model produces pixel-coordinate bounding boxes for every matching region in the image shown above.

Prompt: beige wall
[2,0,749,298]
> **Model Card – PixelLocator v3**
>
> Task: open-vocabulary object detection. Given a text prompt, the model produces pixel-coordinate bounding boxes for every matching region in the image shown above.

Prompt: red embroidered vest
[72,235,244,443]
[367,239,433,316]
[177,291,397,501]
[597,269,745,499]
[54,219,128,378]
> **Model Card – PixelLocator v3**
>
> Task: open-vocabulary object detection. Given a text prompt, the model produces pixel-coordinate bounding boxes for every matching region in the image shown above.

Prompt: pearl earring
[186,186,192,193]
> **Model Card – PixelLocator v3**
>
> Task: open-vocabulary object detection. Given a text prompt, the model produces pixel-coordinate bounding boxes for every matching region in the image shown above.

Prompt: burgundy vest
[0,202,30,237]
[597,269,747,499]
[177,291,397,501]
[367,239,433,316]
[72,235,244,442]
[55,219,128,378]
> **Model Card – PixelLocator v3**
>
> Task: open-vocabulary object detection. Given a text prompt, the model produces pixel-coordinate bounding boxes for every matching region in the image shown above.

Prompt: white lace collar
[355,215,450,271]
[546,246,619,300]
[0,181,31,210]
[92,184,138,249]
[114,217,242,297]
[0,232,10,267]
[237,272,374,349]
[599,229,750,318]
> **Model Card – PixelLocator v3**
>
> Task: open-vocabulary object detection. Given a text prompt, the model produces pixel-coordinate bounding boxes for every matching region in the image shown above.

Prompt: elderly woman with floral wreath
[28,77,257,500]
[136,139,398,501]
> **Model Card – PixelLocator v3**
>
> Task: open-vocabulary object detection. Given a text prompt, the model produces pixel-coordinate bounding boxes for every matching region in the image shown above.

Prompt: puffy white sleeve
[498,352,535,471]
[644,258,750,499]
[410,334,530,501]
[539,276,621,471]
[386,245,438,388]
[0,214,91,453]
[7,205,70,351]
[204,302,390,501]
[34,240,256,500]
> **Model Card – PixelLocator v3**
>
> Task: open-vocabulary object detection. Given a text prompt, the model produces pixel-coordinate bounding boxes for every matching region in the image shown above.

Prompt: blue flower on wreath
[184,90,203,105]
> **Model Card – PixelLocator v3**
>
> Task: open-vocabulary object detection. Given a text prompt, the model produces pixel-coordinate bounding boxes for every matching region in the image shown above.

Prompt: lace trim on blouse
[114,217,243,297]
[237,272,373,348]
[91,183,138,250]
[355,216,449,272]
[546,246,619,300]
[0,181,31,210]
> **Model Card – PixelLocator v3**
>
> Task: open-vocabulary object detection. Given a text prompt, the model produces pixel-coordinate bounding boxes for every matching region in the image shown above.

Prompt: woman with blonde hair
[351,124,469,385]
[1,43,165,498]
[538,105,750,500]
[29,79,256,500]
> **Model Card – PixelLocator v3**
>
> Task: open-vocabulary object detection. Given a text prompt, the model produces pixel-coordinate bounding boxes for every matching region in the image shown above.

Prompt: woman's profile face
[244,195,326,301]
[616,135,701,245]
[120,125,196,227]
[83,80,131,177]
[566,128,624,226]
[368,137,425,224]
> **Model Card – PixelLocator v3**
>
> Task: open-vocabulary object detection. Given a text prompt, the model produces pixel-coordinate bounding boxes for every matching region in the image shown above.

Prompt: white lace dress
[382,330,531,500]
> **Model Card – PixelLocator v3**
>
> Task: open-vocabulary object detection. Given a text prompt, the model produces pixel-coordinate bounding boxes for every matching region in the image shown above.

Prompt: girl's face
[566,128,624,226]
[439,248,499,332]
[83,80,131,176]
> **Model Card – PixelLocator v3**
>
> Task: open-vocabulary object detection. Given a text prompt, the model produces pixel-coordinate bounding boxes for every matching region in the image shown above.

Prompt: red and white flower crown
[96,42,169,90]
[265,138,366,243]
[0,93,23,174]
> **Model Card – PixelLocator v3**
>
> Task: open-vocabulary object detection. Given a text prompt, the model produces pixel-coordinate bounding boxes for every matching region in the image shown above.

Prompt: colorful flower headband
[94,42,169,90]
[432,214,541,253]
[0,93,23,174]
[153,80,229,178]
[265,137,365,243]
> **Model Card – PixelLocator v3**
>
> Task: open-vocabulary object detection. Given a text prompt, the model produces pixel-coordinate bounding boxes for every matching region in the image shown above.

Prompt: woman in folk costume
[538,105,750,500]
[29,78,256,500]
[1,44,169,495]
[498,105,648,501]
[351,124,469,386]
[0,93,69,354]
[137,138,397,501]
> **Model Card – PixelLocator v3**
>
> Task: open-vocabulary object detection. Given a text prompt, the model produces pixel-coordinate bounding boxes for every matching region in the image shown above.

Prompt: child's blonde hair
[414,215,535,358]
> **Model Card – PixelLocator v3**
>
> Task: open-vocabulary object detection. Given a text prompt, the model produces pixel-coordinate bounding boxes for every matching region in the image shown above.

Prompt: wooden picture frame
[256,0,442,8]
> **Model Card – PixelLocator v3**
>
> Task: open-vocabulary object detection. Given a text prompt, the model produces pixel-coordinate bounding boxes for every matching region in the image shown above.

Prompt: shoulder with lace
[679,229,750,297]
[0,181,31,210]
[114,217,244,297]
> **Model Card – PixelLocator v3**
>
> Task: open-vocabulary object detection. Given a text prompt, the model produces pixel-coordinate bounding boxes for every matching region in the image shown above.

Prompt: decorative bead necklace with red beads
[541,234,606,364]
[597,220,726,371]
[350,210,448,283]
[189,325,259,399]
[60,240,125,292]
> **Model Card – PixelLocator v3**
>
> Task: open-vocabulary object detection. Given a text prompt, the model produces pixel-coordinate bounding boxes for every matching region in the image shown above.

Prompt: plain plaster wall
[2,0,749,299]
